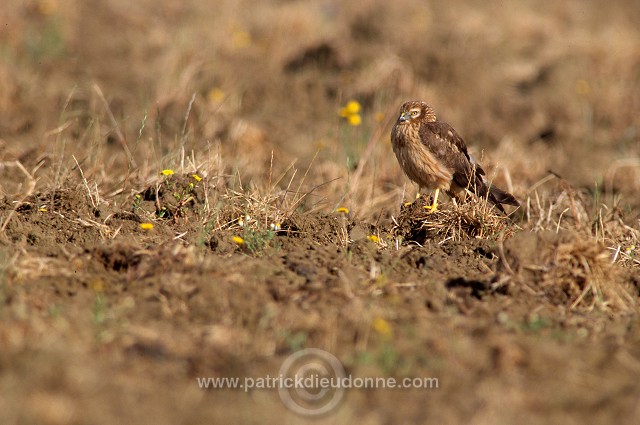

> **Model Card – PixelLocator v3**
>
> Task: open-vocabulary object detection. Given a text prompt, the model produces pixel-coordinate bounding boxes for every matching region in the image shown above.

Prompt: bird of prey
[391,100,519,213]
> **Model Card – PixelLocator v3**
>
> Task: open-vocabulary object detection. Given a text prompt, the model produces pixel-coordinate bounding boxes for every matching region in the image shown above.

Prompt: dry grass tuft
[547,235,634,311]
[522,179,640,268]
[127,164,319,254]
[504,230,637,313]
[393,196,518,244]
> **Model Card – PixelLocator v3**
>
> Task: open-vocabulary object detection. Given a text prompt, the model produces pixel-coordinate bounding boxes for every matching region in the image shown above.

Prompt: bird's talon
[423,203,439,213]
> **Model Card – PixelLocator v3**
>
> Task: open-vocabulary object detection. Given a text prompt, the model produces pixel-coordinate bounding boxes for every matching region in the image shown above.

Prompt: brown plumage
[391,100,519,213]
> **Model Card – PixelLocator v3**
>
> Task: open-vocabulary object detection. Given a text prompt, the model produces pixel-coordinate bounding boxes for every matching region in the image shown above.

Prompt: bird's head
[396,101,436,125]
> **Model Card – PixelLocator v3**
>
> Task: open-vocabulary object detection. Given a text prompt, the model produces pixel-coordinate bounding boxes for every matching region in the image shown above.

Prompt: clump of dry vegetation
[511,180,639,312]
[503,230,636,312]
[393,196,518,244]
[546,232,634,311]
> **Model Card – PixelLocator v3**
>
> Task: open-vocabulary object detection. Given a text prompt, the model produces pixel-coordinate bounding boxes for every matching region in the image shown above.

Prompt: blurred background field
[2,0,639,211]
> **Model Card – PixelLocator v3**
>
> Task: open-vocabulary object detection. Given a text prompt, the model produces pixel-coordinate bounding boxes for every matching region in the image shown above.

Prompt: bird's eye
[410,110,420,117]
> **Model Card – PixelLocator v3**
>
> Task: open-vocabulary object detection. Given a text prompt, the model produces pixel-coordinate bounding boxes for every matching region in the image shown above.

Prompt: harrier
[391,100,519,213]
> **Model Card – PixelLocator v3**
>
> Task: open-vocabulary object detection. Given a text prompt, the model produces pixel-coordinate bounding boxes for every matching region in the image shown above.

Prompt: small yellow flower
[339,100,361,116]
[339,100,362,126]
[140,222,154,230]
[232,236,245,245]
[367,235,381,243]
[207,88,225,104]
[335,207,350,214]
[232,30,252,49]
[372,317,392,337]
[270,223,282,231]
[90,279,104,293]
[347,114,362,126]
[192,174,202,182]
[160,169,174,176]
[39,207,47,212]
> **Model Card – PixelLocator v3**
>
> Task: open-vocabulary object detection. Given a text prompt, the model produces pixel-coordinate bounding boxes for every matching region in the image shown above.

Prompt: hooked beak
[398,112,410,123]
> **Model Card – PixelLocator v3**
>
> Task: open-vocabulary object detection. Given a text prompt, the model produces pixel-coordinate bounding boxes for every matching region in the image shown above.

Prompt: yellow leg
[423,188,440,212]
[404,188,423,207]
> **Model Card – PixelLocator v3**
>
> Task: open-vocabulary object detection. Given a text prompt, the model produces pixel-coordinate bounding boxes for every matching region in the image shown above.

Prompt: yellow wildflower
[207,88,225,104]
[192,174,202,182]
[232,236,245,245]
[339,100,362,126]
[372,317,392,337]
[140,223,154,230]
[232,30,252,49]
[90,279,104,293]
[340,100,361,116]
[367,235,381,243]
[335,207,350,214]
[347,114,362,126]
[160,169,174,176]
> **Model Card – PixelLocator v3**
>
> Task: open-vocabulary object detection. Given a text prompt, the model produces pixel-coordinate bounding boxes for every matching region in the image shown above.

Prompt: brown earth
[1,1,640,424]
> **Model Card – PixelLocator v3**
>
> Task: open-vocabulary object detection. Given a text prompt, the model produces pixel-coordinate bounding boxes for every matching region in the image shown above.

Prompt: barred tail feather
[487,184,519,214]
[455,172,519,214]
